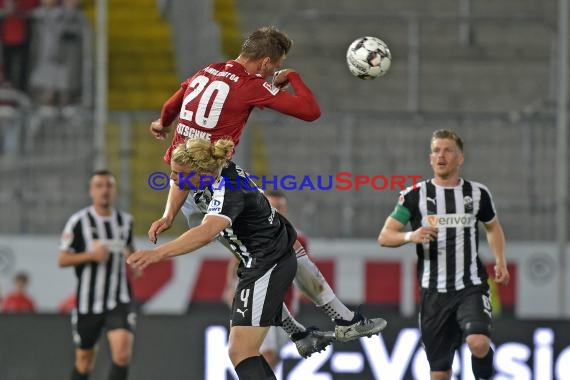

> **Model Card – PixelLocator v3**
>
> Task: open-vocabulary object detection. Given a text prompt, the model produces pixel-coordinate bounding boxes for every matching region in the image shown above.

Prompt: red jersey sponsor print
[161,60,320,164]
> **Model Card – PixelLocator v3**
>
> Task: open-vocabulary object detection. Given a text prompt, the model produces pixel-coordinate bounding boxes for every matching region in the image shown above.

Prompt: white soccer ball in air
[346,36,392,80]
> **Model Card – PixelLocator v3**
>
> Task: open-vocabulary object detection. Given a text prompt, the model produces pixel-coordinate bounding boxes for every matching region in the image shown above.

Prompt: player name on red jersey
[176,123,212,140]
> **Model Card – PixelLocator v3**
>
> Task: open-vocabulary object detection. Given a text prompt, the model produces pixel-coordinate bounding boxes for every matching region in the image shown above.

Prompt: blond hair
[171,138,235,173]
[431,129,464,152]
[240,26,292,62]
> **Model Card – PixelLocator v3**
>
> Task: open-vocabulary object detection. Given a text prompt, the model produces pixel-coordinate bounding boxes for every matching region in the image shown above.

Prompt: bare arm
[129,215,230,270]
[148,183,190,243]
[223,256,239,307]
[484,217,510,285]
[58,241,108,267]
[378,217,437,247]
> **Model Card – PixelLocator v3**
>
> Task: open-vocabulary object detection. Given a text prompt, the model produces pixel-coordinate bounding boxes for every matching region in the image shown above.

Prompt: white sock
[294,249,354,322]
[319,298,354,322]
[294,250,335,305]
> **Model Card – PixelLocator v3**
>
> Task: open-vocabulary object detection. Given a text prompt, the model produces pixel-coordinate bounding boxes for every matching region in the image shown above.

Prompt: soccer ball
[346,36,392,80]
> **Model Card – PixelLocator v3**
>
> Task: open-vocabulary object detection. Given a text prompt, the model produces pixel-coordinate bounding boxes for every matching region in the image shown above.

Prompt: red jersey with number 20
[161,60,321,164]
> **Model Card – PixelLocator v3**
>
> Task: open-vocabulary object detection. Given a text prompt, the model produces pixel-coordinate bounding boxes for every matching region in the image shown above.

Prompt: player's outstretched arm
[148,183,190,243]
[130,215,229,270]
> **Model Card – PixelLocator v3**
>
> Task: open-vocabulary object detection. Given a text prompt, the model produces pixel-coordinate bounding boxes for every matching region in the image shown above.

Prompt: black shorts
[419,284,493,371]
[231,249,297,327]
[71,303,136,349]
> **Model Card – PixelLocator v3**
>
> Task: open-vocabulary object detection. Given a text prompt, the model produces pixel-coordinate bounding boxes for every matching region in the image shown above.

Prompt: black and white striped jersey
[192,161,296,270]
[60,206,134,314]
[390,179,497,292]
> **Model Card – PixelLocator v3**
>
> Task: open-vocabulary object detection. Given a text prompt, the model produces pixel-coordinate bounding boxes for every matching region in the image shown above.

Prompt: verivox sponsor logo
[424,214,476,228]
[147,171,422,191]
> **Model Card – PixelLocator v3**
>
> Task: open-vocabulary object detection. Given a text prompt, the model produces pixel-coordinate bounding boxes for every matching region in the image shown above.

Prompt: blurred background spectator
[2,271,36,313]
[28,0,86,106]
[0,0,38,92]
[28,0,63,105]
[57,0,86,105]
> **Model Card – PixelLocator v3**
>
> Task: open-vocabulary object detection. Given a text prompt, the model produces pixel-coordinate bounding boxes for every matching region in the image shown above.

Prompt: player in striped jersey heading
[224,190,309,366]
[59,170,135,380]
[128,138,298,379]
[378,129,509,380]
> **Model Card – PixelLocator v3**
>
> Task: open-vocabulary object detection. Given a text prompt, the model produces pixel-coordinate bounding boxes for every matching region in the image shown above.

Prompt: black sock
[472,348,494,379]
[235,356,276,380]
[259,355,275,375]
[108,362,129,380]
[71,367,89,380]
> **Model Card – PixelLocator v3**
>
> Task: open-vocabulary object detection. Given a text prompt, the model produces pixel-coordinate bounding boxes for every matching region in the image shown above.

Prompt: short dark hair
[431,129,464,152]
[14,272,29,284]
[240,26,293,62]
[264,189,287,199]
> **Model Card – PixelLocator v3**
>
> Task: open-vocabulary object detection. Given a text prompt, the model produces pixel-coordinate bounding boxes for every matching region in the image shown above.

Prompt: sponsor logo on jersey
[424,213,476,228]
[100,239,126,251]
[236,308,247,317]
[207,198,222,213]
[262,81,279,95]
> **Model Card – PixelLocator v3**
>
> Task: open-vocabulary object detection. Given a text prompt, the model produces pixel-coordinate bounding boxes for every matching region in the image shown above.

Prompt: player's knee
[429,358,453,376]
[228,341,259,366]
[466,334,491,357]
[261,350,278,369]
[75,351,95,372]
[228,344,244,366]
[111,349,132,366]
[430,371,451,380]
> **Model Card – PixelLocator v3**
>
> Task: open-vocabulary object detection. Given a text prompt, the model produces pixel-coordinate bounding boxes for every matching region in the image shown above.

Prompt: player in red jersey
[148,27,386,356]
[2,272,36,313]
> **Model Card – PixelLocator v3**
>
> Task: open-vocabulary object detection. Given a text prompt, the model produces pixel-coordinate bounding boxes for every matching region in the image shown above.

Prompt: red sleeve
[160,82,188,126]
[246,72,321,121]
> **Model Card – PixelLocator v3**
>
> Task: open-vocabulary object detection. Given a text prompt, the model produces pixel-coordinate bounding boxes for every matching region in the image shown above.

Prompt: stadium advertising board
[203,320,570,379]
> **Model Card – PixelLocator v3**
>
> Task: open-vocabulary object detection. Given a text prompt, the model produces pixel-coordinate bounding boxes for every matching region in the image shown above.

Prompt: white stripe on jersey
[119,251,130,303]
[435,185,447,291]
[93,215,107,313]
[119,213,132,304]
[418,181,431,289]
[107,213,121,310]
[251,263,277,326]
[223,227,253,268]
[454,188,466,290]
[470,185,483,285]
[78,211,93,314]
